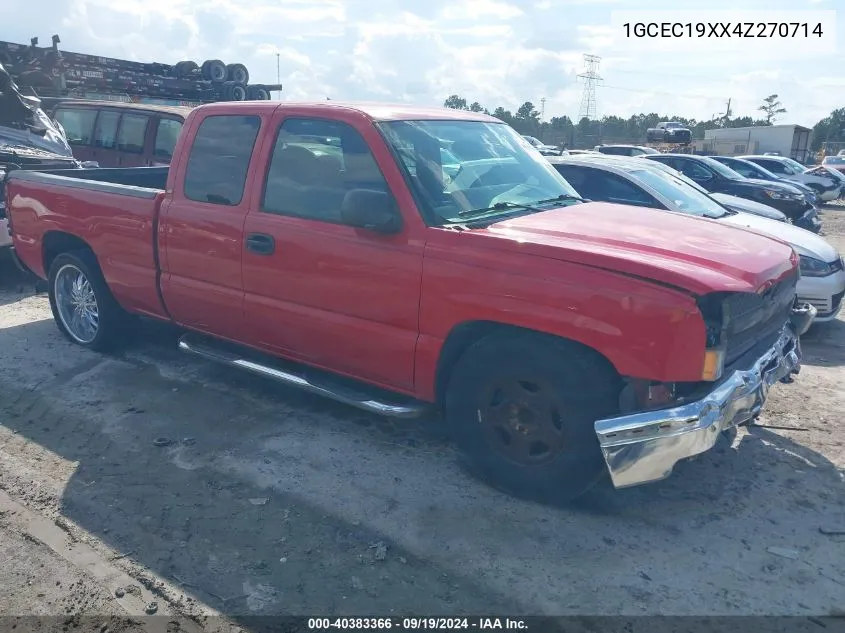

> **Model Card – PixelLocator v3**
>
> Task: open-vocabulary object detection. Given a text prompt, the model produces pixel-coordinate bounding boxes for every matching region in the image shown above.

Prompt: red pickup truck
[4,101,815,502]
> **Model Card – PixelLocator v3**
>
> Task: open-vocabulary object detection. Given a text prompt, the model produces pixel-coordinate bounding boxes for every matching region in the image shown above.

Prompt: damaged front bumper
[594,303,816,490]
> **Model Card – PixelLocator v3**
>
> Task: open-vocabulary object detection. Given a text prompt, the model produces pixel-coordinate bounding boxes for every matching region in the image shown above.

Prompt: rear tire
[47,251,130,352]
[445,332,621,503]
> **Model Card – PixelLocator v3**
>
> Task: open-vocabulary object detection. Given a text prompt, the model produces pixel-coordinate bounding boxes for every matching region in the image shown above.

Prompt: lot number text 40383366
[307,618,529,630]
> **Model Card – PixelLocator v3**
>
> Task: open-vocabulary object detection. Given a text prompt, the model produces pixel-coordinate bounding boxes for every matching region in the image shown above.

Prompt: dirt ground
[1,208,845,629]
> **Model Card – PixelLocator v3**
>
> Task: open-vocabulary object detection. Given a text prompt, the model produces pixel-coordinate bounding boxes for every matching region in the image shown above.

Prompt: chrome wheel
[54,264,99,344]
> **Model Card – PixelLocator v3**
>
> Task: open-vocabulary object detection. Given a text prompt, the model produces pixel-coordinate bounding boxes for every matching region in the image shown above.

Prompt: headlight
[799,255,835,277]
[764,189,800,200]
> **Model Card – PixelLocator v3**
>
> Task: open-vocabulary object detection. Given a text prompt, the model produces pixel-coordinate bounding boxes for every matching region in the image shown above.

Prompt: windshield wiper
[456,193,586,218]
[457,201,543,217]
[531,193,587,204]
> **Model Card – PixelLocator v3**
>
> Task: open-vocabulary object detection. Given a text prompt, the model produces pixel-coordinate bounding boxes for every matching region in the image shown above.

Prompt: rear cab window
[154,118,184,161]
[54,108,97,146]
[183,114,261,206]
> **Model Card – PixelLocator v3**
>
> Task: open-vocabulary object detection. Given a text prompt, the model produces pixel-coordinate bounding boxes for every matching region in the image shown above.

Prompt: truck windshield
[631,169,729,219]
[379,120,581,225]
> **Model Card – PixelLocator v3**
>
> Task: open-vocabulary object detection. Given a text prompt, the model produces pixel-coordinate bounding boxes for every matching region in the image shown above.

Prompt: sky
[2,0,842,126]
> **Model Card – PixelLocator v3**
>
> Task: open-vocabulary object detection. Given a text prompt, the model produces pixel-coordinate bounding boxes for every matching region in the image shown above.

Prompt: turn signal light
[702,349,725,382]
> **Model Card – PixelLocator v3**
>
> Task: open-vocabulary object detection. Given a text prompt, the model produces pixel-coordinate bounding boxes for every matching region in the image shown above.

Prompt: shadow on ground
[0,311,844,621]
[801,318,845,367]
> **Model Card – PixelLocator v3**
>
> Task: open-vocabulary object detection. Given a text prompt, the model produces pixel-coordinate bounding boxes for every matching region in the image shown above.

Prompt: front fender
[415,250,707,401]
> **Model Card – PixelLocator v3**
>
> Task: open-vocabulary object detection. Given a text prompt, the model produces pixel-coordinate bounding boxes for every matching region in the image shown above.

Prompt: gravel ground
[0,208,844,628]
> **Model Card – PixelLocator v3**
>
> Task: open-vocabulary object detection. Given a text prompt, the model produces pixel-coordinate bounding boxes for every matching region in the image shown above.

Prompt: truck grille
[723,269,797,367]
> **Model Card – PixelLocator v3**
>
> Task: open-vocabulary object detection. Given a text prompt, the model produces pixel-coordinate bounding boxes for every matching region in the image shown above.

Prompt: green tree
[515,101,539,121]
[491,107,514,125]
[811,107,845,151]
[469,101,484,112]
[758,94,787,124]
[443,94,468,110]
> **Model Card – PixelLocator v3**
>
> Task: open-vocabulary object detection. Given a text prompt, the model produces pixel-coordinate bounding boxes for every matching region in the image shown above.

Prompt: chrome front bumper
[594,307,815,490]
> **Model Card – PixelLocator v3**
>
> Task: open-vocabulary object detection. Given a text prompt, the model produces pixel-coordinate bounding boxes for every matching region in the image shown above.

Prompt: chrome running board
[178,333,428,419]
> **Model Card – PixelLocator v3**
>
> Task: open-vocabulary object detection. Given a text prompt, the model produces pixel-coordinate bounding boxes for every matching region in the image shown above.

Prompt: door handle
[246,233,275,255]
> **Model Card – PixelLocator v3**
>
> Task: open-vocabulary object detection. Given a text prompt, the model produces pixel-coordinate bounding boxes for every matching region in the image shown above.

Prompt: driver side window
[760,160,788,175]
[732,163,755,178]
[592,170,659,207]
[261,117,391,225]
[677,160,712,180]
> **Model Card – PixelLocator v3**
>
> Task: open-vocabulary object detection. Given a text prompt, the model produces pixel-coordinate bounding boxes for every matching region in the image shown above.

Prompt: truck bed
[5,167,169,319]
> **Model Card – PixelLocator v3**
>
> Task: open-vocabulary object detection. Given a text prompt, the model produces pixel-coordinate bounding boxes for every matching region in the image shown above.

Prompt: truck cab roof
[192,100,501,123]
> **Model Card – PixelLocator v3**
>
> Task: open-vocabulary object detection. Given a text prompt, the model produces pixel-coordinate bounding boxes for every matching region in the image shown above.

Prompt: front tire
[445,332,621,503]
[47,251,129,352]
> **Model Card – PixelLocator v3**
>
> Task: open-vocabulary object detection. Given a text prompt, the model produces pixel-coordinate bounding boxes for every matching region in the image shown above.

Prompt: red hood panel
[481,202,796,295]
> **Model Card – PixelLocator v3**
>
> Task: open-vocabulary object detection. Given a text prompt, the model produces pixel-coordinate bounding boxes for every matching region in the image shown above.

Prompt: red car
[5,101,813,501]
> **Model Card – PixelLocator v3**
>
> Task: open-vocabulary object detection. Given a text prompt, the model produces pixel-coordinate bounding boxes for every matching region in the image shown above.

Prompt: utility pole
[577,54,602,122]
[276,53,281,100]
[721,97,732,127]
[540,97,546,121]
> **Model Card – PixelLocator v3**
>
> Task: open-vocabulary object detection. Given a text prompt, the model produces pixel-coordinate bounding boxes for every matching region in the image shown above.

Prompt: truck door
[241,113,424,391]
[159,111,263,341]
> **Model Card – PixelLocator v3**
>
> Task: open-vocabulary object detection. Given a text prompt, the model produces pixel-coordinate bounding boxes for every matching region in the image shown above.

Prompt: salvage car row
[546,153,845,323]
[0,102,835,504]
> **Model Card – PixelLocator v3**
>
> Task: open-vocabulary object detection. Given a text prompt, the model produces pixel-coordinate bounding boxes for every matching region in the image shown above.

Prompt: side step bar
[178,334,429,419]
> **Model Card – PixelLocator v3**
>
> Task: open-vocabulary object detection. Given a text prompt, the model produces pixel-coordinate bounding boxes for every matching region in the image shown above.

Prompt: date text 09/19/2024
[307,618,528,630]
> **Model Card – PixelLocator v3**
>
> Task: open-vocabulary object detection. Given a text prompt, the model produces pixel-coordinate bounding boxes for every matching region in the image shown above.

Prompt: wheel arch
[42,231,96,276]
[433,320,621,406]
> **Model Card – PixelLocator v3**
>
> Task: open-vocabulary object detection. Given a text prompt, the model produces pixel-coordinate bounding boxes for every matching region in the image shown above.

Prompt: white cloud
[439,0,523,21]
[1,0,841,127]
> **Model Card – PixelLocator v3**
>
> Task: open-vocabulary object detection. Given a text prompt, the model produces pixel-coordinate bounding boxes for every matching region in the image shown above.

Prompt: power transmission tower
[577,54,602,122]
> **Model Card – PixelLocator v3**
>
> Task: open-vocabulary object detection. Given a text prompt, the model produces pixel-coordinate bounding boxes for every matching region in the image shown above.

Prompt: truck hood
[480,202,796,295]
[720,210,839,263]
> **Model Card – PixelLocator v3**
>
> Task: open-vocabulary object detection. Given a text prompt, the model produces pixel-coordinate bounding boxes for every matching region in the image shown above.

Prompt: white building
[700,124,812,161]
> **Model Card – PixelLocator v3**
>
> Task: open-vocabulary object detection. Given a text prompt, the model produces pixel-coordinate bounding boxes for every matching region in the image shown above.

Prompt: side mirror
[341,188,402,235]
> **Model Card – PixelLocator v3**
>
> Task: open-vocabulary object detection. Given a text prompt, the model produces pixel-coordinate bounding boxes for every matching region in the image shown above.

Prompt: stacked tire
[171,58,273,101]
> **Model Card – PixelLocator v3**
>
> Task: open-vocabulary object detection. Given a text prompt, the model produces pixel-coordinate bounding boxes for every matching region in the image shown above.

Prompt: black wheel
[230,83,247,101]
[222,81,247,101]
[226,63,249,85]
[202,59,227,83]
[445,332,621,503]
[247,85,270,100]
[47,250,130,352]
[173,60,198,78]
